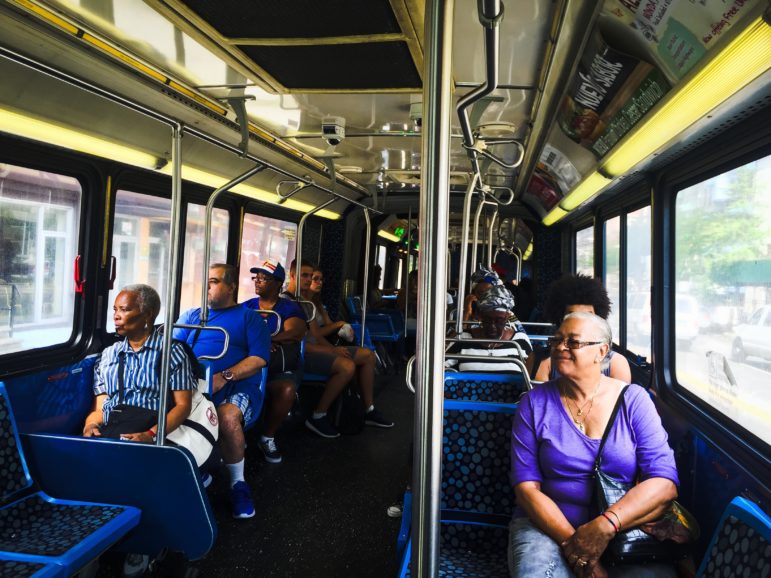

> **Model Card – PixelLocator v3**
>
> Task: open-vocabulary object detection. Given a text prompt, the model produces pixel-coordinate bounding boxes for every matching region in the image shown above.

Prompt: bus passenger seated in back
[534,274,631,383]
[446,273,533,373]
[241,259,307,464]
[509,312,678,578]
[283,259,393,438]
[174,264,271,520]
[84,284,194,443]
[462,266,498,322]
[307,267,355,344]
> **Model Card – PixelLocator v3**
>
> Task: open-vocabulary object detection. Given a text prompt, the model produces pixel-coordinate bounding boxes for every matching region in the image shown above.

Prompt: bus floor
[95,370,414,577]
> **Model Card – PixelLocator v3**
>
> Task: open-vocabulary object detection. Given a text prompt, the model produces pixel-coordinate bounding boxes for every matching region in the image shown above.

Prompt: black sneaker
[258,437,282,464]
[365,408,394,428]
[305,414,340,438]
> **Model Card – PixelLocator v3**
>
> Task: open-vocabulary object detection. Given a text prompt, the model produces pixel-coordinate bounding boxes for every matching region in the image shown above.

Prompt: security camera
[321,116,346,147]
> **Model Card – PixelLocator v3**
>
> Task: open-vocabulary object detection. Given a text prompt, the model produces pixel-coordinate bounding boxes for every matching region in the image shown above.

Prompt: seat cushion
[444,376,524,403]
[0,494,127,556]
[699,513,770,577]
[0,559,61,578]
[403,523,509,577]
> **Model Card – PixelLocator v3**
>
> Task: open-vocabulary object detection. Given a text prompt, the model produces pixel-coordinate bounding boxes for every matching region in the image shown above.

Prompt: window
[625,206,652,360]
[179,204,229,312]
[107,190,171,332]
[238,213,297,301]
[575,226,594,276]
[675,154,771,444]
[375,244,386,289]
[0,164,82,355]
[603,217,621,344]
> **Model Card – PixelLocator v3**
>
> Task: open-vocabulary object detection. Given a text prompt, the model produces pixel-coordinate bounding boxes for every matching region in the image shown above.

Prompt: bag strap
[179,417,217,446]
[594,384,630,471]
[118,351,126,403]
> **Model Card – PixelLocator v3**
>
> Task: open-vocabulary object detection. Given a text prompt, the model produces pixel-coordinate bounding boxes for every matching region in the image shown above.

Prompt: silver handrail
[360,207,372,348]
[471,199,498,273]
[412,0,454,573]
[487,208,498,269]
[444,353,532,391]
[171,323,230,360]
[295,197,337,295]
[455,172,481,336]
[405,354,417,394]
[444,336,527,360]
[253,310,283,337]
[200,165,265,323]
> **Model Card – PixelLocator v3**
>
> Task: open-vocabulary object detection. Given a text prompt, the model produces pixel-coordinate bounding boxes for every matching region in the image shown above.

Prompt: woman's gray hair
[121,284,161,319]
[562,311,612,359]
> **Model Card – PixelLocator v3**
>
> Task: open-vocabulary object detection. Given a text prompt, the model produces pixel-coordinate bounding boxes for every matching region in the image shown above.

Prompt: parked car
[675,294,701,351]
[732,306,771,363]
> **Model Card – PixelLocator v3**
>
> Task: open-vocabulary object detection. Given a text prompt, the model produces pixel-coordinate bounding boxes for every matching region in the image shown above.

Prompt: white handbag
[167,390,219,468]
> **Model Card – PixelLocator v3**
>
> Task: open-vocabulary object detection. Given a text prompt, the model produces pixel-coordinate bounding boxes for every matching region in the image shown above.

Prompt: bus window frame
[655,134,771,476]
[0,137,101,375]
[592,185,651,357]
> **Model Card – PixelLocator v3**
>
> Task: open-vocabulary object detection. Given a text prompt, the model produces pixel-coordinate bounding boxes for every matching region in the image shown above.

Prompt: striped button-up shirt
[94,328,195,424]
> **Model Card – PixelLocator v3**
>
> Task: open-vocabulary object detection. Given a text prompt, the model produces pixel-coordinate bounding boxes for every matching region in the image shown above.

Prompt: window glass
[238,213,297,301]
[376,245,386,289]
[575,226,594,276]
[0,164,82,355]
[675,155,771,444]
[626,206,652,359]
[603,217,621,344]
[179,204,229,312]
[107,190,170,332]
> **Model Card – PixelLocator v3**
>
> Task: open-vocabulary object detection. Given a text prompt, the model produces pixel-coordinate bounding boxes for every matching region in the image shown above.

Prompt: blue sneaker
[230,481,255,519]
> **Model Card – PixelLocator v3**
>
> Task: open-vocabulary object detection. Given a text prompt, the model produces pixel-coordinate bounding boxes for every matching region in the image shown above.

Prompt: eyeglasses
[547,337,604,350]
[311,276,323,282]
[252,275,275,283]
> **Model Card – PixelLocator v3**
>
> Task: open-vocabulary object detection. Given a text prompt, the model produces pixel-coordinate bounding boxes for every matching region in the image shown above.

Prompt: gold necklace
[562,381,602,433]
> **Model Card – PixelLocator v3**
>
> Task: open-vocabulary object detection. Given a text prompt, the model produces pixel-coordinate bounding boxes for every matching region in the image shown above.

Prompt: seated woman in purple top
[510,312,678,578]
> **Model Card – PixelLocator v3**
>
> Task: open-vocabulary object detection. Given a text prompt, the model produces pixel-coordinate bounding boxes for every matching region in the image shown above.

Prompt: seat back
[0,382,33,503]
[696,496,771,577]
[346,296,362,318]
[444,372,527,403]
[441,399,518,520]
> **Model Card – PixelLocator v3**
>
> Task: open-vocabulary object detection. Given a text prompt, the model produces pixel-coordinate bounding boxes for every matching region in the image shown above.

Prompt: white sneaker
[122,553,149,577]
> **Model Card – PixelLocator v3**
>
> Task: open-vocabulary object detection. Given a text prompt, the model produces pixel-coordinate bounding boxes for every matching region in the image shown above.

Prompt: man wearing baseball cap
[242,259,307,464]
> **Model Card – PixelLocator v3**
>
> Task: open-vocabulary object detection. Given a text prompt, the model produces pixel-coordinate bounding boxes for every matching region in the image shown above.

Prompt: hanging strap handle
[594,385,630,471]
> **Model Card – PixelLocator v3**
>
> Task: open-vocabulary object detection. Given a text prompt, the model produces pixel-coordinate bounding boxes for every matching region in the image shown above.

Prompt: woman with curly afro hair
[534,274,631,383]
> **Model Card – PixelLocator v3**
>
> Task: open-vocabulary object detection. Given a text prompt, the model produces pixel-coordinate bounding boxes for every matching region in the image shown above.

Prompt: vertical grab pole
[156,123,184,445]
[295,198,338,298]
[200,165,265,322]
[404,206,412,338]
[488,207,498,269]
[516,246,523,284]
[412,0,453,575]
[455,172,480,335]
[360,208,372,348]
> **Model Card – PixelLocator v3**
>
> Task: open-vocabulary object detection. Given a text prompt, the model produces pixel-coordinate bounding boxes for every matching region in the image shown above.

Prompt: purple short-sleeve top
[511,381,679,528]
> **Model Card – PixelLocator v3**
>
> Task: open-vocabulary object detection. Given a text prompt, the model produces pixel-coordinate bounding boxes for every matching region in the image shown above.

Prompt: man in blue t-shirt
[242,258,307,465]
[174,263,270,519]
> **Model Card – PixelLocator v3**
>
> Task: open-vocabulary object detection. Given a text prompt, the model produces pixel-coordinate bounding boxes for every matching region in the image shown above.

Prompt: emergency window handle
[74,255,85,294]
[108,256,117,290]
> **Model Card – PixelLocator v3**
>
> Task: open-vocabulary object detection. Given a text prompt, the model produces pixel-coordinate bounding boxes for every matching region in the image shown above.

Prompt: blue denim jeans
[508,517,677,578]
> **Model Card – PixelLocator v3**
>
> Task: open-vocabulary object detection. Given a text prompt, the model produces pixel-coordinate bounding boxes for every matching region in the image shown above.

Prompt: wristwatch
[221,368,235,382]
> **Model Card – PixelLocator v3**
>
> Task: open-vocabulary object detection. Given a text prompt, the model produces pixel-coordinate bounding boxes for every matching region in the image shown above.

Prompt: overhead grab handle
[276,179,313,204]
[463,138,524,170]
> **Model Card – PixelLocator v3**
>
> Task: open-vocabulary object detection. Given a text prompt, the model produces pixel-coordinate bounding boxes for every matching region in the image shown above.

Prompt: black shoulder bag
[98,352,158,438]
[594,386,684,565]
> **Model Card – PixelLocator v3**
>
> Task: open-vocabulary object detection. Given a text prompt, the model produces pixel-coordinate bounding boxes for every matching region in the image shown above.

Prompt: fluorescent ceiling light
[560,172,612,211]
[0,106,160,169]
[523,241,534,261]
[603,16,771,177]
[0,106,340,219]
[378,230,402,242]
[542,206,569,227]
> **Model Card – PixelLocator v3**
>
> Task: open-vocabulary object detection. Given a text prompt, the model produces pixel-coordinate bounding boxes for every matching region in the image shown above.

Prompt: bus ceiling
[0,1,769,222]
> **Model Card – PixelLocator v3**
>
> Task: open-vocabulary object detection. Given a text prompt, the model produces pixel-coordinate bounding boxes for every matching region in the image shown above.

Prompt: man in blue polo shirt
[174,263,270,519]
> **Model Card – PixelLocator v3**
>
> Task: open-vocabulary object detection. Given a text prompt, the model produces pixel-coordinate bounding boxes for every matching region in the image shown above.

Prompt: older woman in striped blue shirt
[83,284,194,442]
